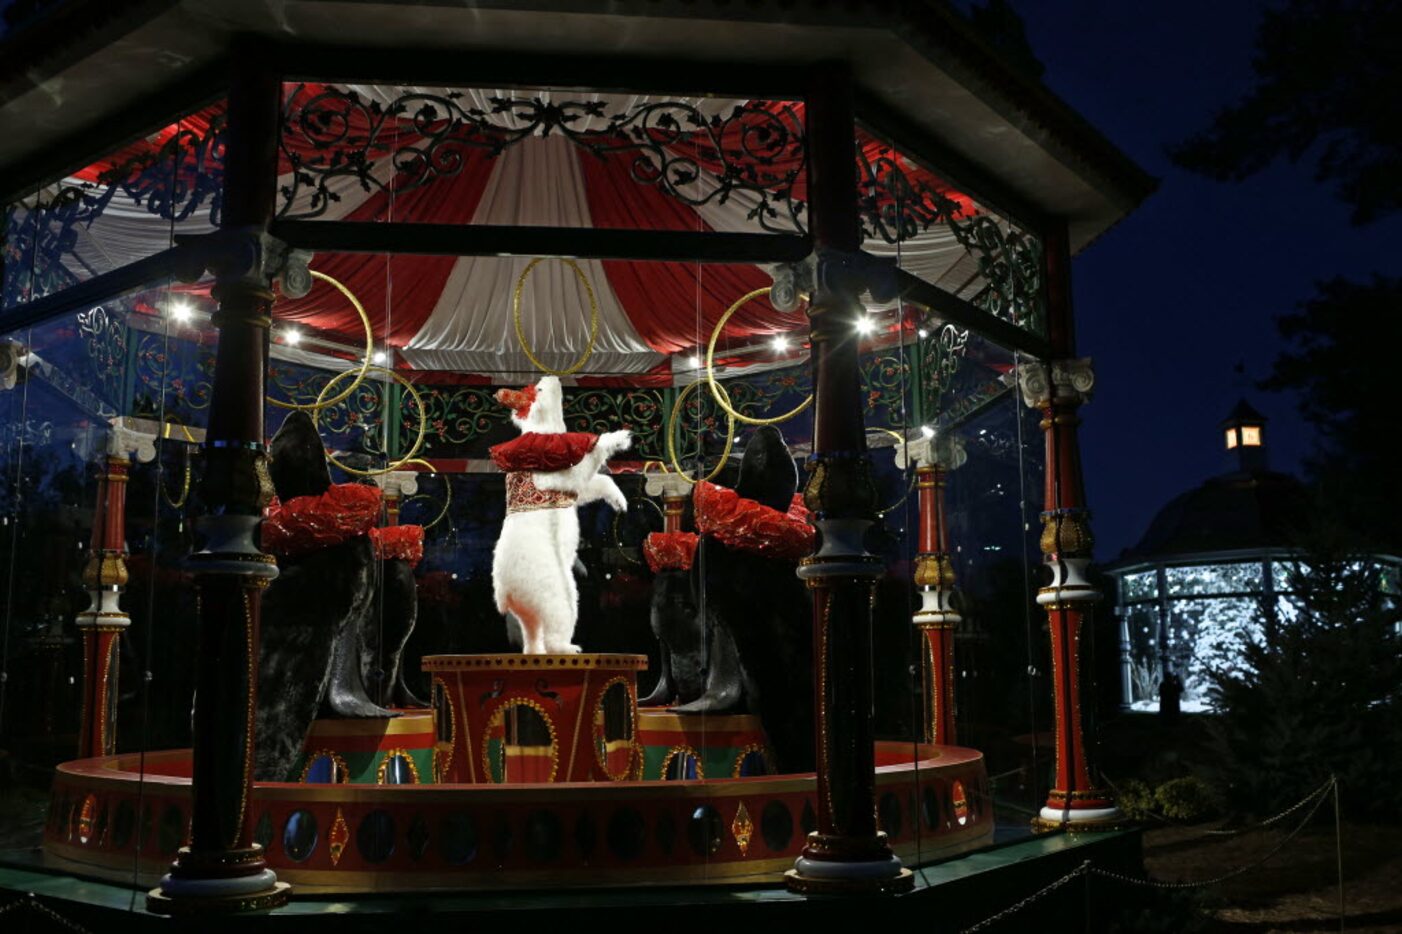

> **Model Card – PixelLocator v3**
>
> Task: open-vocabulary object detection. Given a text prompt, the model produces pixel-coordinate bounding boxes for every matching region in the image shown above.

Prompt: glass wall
[0,78,1068,897]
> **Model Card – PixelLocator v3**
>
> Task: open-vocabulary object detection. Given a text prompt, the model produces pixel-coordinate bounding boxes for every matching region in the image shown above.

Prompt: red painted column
[375,471,420,527]
[902,433,966,747]
[661,493,685,534]
[1023,223,1120,831]
[76,423,156,759]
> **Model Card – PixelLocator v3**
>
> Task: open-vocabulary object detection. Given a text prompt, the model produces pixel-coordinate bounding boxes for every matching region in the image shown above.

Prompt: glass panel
[1164,562,1262,596]
[1167,596,1263,709]
[2,105,224,317]
[856,125,1045,336]
[1121,569,1158,602]
[1123,604,1162,709]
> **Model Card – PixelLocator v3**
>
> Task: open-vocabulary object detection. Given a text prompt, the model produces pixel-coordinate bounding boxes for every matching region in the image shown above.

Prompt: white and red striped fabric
[48,89,983,385]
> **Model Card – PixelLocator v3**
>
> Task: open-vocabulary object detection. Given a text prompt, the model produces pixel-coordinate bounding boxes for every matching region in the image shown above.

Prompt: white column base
[1039,805,1123,824]
[155,868,280,898]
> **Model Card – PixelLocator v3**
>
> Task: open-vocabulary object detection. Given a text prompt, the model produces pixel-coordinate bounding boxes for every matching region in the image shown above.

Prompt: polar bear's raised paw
[599,429,632,457]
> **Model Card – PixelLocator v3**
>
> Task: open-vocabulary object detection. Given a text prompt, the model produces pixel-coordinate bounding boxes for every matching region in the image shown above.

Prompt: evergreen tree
[1170,0,1402,226]
[1203,533,1401,819]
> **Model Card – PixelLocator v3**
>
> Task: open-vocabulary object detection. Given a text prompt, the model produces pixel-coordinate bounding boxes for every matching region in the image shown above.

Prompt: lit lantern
[1219,400,1268,471]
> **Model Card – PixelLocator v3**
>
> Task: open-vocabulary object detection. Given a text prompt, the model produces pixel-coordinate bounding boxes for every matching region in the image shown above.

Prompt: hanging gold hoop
[313,365,428,477]
[705,286,813,426]
[873,428,918,517]
[666,378,735,484]
[400,457,452,531]
[512,258,600,376]
[611,496,666,565]
[267,270,375,412]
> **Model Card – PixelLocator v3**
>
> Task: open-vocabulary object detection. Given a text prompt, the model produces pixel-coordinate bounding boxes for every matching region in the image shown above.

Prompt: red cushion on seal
[693,481,816,561]
[644,531,700,572]
[262,483,382,556]
[370,525,425,567]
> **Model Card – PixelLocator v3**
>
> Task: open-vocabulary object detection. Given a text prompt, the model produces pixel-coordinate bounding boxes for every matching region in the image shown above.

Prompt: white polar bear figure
[490,376,630,654]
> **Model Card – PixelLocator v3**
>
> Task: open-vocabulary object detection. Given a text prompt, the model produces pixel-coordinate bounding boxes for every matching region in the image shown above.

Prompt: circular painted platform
[42,742,993,892]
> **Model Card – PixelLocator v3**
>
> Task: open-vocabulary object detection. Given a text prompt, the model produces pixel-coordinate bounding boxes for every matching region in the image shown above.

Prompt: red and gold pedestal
[636,710,775,780]
[292,710,436,785]
[422,654,646,784]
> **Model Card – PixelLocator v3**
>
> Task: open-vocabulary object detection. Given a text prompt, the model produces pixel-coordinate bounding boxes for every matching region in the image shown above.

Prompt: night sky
[1008,1,1402,560]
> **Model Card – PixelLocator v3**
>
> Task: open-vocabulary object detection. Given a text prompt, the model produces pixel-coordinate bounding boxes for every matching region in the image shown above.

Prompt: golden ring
[313,365,427,477]
[401,457,451,531]
[267,270,374,412]
[512,257,599,376]
[666,378,735,484]
[705,286,812,426]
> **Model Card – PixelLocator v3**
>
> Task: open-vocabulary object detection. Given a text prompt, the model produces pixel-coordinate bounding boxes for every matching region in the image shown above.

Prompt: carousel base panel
[0,828,1143,929]
[40,743,991,893]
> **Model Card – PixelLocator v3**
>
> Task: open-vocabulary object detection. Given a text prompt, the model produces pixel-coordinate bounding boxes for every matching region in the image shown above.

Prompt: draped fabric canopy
[39,88,987,385]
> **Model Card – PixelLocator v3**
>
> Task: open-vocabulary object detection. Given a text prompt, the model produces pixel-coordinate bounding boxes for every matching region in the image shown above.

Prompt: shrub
[1153,776,1219,822]
[1115,778,1157,821]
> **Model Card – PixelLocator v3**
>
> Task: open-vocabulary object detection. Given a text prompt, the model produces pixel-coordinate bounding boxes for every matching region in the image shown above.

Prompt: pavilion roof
[0,0,1154,254]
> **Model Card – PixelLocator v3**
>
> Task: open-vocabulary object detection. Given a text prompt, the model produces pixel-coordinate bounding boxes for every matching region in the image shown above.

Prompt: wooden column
[148,48,291,914]
[785,63,911,895]
[1022,223,1121,831]
[898,434,966,746]
[75,421,155,758]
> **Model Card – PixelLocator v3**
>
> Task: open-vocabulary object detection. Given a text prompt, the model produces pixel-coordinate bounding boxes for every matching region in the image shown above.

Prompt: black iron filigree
[948,216,1043,332]
[857,146,966,245]
[278,85,806,232]
[3,113,225,309]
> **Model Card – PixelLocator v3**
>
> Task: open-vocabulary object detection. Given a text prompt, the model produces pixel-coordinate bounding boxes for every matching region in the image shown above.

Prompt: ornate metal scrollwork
[857,145,965,245]
[278,86,808,232]
[3,112,225,308]
[856,141,1045,333]
[949,216,1044,331]
[564,388,666,460]
[920,323,968,417]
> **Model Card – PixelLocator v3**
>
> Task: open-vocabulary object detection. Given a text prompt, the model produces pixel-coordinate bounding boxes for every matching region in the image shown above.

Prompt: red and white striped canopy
[50,88,986,385]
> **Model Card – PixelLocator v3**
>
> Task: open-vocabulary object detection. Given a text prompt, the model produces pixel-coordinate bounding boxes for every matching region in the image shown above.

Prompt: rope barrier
[1089,778,1336,891]
[949,776,1343,932]
[0,894,95,933]
[958,861,1091,933]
